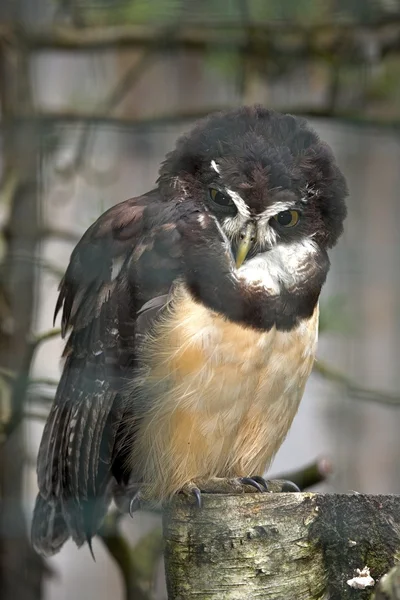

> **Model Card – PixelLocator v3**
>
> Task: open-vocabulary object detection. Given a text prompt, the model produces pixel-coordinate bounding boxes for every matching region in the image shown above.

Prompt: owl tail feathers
[31,493,70,557]
[31,491,112,558]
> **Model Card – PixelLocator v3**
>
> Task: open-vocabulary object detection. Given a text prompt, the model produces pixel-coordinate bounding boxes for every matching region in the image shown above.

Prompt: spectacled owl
[31,106,347,556]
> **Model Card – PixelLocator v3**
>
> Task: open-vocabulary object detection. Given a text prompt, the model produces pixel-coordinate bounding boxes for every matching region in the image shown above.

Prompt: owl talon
[240,477,266,493]
[249,475,269,492]
[179,483,203,508]
[192,487,202,509]
[129,491,142,517]
[179,476,270,498]
[279,480,301,493]
[266,479,302,493]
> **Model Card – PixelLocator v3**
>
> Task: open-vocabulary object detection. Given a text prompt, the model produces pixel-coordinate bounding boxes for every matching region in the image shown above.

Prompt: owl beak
[236,223,256,268]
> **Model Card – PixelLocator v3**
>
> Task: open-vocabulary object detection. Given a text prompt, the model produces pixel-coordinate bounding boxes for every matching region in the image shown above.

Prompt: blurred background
[0,1,400,599]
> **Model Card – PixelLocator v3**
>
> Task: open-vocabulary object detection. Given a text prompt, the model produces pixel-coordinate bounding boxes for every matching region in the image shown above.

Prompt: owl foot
[266,479,301,493]
[179,476,269,508]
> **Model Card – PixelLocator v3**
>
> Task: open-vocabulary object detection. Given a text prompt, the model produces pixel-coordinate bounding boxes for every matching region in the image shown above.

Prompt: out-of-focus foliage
[69,0,400,26]
[366,56,400,107]
[319,296,352,335]
[98,512,163,598]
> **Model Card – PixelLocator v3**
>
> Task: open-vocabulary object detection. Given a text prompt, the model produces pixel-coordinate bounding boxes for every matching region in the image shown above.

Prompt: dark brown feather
[32,190,184,555]
[31,494,69,557]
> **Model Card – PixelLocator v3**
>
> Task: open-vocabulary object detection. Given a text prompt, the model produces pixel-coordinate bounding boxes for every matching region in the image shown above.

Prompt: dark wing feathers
[31,494,69,556]
[32,190,184,556]
[54,194,147,336]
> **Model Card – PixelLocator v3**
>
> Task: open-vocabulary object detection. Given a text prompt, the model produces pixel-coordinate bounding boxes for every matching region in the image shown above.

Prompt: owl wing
[32,190,183,556]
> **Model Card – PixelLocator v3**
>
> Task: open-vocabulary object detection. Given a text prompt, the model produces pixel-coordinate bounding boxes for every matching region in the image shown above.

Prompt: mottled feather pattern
[33,191,189,555]
[31,494,69,556]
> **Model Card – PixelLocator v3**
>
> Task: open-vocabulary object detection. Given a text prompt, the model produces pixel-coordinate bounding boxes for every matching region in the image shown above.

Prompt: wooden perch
[374,564,400,599]
[163,492,400,599]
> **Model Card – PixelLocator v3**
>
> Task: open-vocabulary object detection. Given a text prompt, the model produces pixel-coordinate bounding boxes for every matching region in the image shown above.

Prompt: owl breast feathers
[31,105,347,556]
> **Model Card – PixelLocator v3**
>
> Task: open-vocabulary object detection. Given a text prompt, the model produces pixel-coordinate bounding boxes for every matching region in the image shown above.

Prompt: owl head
[158,106,347,266]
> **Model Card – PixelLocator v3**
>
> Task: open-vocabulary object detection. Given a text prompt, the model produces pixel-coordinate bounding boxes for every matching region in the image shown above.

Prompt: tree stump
[163,492,400,600]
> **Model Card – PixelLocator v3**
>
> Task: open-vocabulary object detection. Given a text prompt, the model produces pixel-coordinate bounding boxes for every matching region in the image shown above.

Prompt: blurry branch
[66,48,155,178]
[2,225,80,244]
[38,225,81,243]
[28,378,58,389]
[98,512,143,600]
[24,411,48,421]
[9,106,400,132]
[326,58,342,114]
[129,526,163,594]
[39,260,65,280]
[0,38,48,600]
[0,368,58,390]
[98,511,163,600]
[313,359,400,406]
[6,328,60,435]
[55,0,86,28]
[273,457,333,491]
[0,366,15,382]
[30,328,61,350]
[0,168,19,209]
[236,0,253,101]
[11,107,229,127]
[1,19,400,57]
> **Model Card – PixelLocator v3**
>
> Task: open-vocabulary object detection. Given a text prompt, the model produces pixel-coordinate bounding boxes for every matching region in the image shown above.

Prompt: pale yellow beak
[235,223,256,268]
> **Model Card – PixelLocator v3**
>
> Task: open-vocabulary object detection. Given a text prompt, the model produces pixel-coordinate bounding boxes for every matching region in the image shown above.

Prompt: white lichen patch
[346,566,375,590]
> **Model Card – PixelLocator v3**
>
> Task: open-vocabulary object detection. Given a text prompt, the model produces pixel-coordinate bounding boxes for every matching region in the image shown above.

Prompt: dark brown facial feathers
[158,105,347,249]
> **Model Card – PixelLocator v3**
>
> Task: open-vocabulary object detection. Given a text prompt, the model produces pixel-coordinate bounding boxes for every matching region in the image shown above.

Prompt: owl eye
[272,210,300,228]
[209,188,234,208]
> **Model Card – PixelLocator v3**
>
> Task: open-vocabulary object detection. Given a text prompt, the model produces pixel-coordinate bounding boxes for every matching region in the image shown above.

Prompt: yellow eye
[209,188,233,208]
[272,210,300,228]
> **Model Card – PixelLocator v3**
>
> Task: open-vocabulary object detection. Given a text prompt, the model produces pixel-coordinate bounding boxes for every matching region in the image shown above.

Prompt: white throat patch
[238,238,318,293]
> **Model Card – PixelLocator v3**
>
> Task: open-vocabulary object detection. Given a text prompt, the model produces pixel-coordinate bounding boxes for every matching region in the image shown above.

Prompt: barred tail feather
[31,494,69,557]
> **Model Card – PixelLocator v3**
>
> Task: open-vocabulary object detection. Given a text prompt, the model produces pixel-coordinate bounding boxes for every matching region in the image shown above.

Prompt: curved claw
[240,477,265,493]
[251,476,269,492]
[280,480,301,493]
[192,487,202,509]
[129,491,141,517]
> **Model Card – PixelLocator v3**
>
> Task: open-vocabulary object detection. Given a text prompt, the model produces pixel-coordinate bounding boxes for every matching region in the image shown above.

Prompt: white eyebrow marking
[210,160,250,219]
[257,201,297,222]
[210,160,220,174]
[226,188,251,219]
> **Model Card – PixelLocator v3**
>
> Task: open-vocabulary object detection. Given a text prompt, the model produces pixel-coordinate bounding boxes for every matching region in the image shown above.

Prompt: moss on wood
[163,493,400,600]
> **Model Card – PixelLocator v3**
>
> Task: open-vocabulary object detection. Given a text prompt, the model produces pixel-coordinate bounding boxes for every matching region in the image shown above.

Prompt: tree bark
[374,565,400,599]
[0,40,46,600]
[163,492,400,600]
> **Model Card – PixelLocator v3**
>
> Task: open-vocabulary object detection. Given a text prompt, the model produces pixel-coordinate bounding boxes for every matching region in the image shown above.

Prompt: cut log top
[163,492,400,600]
